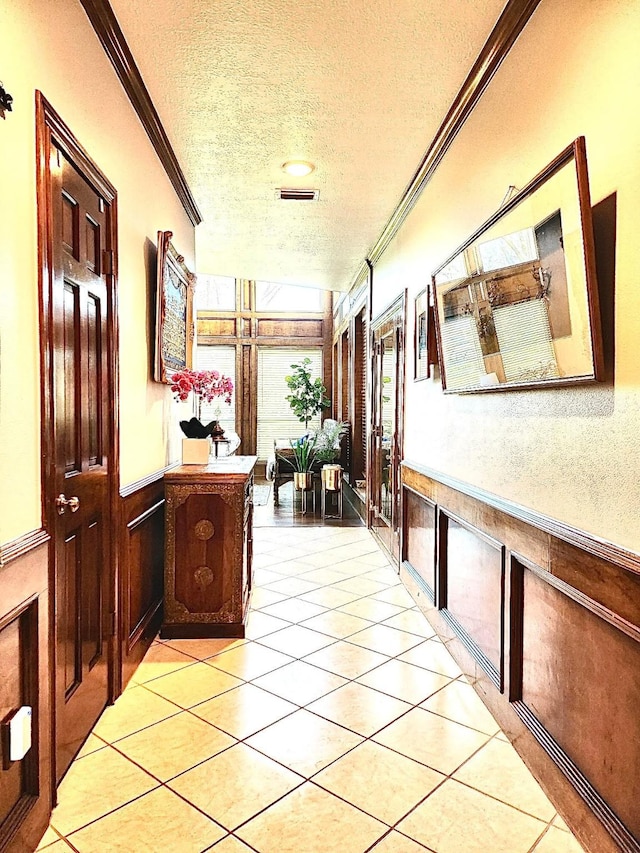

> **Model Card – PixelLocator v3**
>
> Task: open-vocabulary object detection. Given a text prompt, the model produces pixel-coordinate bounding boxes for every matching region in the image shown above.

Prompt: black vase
[179,417,217,439]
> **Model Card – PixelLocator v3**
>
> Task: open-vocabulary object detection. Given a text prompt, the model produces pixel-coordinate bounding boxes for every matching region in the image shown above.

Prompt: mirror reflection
[432,139,602,392]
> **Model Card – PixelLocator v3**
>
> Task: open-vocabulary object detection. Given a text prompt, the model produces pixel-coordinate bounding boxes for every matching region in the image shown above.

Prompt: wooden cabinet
[162,456,256,638]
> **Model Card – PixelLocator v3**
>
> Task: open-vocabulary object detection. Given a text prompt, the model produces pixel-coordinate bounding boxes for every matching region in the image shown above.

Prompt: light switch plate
[8,706,32,762]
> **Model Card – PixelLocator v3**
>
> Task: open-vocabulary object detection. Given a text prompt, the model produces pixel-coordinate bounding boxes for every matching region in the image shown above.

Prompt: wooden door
[369,295,405,563]
[49,142,115,781]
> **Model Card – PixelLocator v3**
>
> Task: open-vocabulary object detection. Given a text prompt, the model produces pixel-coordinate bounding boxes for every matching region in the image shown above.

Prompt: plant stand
[321,465,343,520]
[293,476,316,516]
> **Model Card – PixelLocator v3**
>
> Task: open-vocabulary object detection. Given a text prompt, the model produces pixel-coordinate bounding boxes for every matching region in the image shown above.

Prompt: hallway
[38,523,584,853]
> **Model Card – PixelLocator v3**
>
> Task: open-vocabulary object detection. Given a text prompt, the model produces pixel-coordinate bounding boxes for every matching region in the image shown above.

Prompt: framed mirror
[432,138,603,393]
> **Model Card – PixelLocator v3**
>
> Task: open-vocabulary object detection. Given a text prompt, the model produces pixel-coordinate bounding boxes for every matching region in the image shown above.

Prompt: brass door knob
[55,494,80,514]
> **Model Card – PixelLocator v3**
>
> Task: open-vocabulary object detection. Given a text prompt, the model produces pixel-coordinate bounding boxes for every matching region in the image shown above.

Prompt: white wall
[0,0,195,543]
[372,0,640,551]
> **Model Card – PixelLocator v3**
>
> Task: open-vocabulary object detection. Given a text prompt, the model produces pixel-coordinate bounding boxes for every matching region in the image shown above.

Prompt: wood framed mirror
[432,137,603,393]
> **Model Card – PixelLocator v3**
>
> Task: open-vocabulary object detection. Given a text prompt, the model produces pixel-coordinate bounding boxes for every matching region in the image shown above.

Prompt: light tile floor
[37,525,586,853]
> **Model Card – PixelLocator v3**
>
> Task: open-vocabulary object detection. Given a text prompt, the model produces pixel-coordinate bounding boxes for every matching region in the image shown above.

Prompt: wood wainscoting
[118,471,167,692]
[401,462,640,853]
[0,531,52,853]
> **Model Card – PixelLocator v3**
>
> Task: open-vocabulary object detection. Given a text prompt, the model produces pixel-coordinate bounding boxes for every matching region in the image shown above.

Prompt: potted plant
[285,357,330,429]
[280,435,317,490]
[170,368,234,438]
[314,420,348,464]
[170,369,233,463]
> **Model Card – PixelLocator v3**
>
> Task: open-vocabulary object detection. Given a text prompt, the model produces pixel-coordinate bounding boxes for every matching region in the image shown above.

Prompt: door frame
[35,92,120,787]
[368,291,406,564]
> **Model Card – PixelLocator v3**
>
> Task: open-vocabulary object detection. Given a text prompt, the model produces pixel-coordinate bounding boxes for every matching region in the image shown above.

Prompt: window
[256,347,323,460]
[255,281,323,313]
[195,274,236,311]
[195,345,237,436]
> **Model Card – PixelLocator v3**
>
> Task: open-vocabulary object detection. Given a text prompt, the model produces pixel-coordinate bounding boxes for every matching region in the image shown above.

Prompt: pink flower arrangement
[170,369,233,406]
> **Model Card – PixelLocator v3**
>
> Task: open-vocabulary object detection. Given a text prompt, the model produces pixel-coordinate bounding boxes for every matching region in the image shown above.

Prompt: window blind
[493,301,559,382]
[440,315,486,390]
[256,347,323,461]
[359,313,367,482]
[195,345,237,435]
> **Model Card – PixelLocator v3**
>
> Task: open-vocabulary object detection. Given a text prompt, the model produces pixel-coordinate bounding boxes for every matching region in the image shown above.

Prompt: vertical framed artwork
[415,288,430,380]
[154,230,196,382]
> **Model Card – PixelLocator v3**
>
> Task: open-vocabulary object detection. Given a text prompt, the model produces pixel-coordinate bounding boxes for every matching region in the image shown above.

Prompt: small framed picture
[415,288,429,380]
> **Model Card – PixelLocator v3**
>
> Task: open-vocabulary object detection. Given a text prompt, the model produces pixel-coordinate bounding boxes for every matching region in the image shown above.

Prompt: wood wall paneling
[198,318,236,337]
[401,487,436,602]
[0,537,51,853]
[400,463,640,853]
[402,461,640,577]
[256,318,323,338]
[515,558,640,848]
[119,475,165,692]
[440,511,504,689]
[549,538,640,629]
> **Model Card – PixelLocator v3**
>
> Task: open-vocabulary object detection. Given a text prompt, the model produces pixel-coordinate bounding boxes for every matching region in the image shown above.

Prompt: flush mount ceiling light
[281,160,315,177]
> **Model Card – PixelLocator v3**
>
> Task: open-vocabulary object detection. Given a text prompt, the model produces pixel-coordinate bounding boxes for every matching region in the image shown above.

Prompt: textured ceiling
[108,0,506,291]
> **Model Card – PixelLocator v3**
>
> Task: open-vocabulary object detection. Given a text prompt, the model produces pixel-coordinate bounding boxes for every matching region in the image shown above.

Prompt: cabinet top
[165,455,257,482]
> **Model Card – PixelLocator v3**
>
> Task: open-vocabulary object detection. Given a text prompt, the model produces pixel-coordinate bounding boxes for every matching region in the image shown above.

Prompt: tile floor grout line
[525,813,564,852]
[56,782,164,843]
[44,524,586,853]
[448,774,555,826]
[63,750,233,847]
[254,556,396,587]
[120,646,561,848]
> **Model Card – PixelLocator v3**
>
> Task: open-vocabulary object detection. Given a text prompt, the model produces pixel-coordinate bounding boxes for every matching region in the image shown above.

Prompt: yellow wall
[0,0,195,543]
[373,0,640,551]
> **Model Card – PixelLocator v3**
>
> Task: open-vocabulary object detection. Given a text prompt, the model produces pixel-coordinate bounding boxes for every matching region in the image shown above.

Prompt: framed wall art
[414,288,438,381]
[431,137,603,393]
[415,289,429,380]
[154,230,196,382]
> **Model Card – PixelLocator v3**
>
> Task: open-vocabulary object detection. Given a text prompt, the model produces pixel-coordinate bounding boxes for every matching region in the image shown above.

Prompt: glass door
[370,294,405,562]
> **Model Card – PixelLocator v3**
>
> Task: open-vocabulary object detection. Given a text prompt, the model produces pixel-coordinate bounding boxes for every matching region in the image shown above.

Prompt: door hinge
[102,249,114,276]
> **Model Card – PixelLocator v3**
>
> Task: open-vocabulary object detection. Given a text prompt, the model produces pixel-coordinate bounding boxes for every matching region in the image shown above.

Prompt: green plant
[277,435,317,473]
[285,357,330,429]
[314,420,348,463]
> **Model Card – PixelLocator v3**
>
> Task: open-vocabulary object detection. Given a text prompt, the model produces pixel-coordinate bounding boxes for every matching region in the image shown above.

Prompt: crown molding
[348,0,542,292]
[79,0,202,226]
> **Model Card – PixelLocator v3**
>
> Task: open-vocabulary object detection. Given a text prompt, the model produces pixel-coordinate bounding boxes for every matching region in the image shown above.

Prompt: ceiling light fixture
[281,160,315,177]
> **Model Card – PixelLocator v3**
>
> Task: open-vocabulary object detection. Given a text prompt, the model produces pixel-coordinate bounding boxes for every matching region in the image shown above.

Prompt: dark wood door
[52,149,112,780]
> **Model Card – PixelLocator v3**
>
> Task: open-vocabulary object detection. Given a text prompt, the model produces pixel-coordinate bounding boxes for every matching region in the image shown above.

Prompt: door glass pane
[379,332,396,523]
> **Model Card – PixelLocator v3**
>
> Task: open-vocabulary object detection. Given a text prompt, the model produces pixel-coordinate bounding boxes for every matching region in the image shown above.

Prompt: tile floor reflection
[37,524,586,853]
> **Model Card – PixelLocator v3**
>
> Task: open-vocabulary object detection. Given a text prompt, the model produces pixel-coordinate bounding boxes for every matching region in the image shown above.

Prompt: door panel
[62,530,80,696]
[53,149,111,781]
